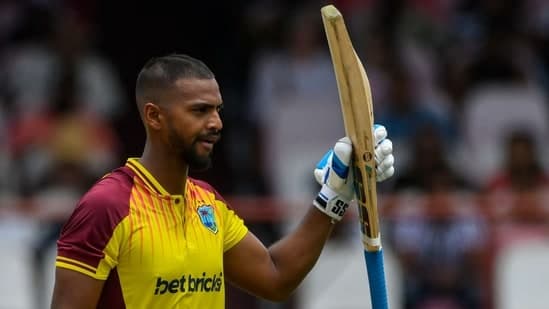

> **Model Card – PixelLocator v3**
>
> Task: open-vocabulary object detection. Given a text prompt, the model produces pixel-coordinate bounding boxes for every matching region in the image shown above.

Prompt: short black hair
[135,54,215,112]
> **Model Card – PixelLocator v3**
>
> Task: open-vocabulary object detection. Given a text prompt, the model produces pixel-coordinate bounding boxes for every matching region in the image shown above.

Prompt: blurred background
[1,0,549,308]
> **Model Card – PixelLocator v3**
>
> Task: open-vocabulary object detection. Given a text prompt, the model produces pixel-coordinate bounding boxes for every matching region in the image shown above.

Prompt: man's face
[161,78,223,170]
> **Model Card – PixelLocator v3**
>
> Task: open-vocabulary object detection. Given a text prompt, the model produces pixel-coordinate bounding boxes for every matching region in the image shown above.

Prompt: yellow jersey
[56,158,248,308]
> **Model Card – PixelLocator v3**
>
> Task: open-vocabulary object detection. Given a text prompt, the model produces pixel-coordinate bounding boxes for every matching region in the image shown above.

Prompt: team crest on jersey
[197,205,218,234]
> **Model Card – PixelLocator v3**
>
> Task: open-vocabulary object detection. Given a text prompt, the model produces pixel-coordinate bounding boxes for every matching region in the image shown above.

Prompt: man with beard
[50,54,395,308]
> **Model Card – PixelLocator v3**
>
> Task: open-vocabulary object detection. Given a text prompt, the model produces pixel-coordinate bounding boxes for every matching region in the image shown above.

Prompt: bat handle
[364,249,389,309]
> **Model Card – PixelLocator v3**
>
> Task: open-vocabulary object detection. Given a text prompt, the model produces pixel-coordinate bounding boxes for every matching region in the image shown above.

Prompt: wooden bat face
[320,5,380,251]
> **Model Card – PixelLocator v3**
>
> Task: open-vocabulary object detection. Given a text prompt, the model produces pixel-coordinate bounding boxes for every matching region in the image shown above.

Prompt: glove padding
[315,124,395,185]
[372,124,395,182]
[313,125,395,222]
[313,137,354,222]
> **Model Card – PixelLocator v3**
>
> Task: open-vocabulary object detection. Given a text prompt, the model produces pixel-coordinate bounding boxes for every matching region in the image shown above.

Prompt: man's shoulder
[188,177,215,191]
[188,177,226,203]
[78,166,135,216]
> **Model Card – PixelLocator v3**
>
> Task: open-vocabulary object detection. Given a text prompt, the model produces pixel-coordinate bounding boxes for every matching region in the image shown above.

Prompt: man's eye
[194,107,208,114]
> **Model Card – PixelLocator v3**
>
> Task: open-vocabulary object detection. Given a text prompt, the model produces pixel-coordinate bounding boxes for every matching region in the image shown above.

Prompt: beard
[183,141,212,171]
[167,124,216,171]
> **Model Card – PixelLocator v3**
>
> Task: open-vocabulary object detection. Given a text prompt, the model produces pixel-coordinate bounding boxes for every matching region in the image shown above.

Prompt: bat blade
[321,5,388,309]
[321,4,379,251]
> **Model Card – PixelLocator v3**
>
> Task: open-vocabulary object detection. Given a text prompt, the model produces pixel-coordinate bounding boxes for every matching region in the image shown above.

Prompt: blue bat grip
[364,249,389,309]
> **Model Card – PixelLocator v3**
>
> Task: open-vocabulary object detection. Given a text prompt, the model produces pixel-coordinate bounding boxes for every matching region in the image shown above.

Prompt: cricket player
[51,54,395,308]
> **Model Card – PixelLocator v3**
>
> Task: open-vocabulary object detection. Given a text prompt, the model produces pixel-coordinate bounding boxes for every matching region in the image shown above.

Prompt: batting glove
[313,125,395,222]
[372,124,395,182]
[313,137,354,222]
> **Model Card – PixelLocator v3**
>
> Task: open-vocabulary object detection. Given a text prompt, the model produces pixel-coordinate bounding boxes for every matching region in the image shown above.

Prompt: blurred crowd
[1,0,549,308]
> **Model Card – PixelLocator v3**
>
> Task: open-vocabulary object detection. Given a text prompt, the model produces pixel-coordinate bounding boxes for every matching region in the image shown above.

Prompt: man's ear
[143,102,164,130]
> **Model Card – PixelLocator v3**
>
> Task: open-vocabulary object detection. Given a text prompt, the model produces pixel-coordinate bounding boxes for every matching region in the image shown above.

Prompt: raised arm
[224,206,334,301]
[224,126,394,301]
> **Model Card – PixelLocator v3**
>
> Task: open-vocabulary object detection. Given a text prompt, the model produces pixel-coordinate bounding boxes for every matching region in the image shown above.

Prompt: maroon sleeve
[57,168,133,269]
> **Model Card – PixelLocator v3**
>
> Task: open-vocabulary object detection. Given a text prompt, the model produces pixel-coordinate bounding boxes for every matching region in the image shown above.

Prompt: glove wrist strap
[313,185,350,223]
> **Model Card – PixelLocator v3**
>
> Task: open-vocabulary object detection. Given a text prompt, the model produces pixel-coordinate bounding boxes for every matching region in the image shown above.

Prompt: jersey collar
[126,158,181,196]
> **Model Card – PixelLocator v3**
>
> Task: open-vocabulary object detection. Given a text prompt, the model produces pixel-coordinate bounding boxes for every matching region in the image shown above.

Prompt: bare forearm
[267,206,334,297]
[223,205,338,301]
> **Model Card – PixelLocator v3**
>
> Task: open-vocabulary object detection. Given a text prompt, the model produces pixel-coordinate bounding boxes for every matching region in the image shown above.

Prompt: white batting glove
[313,125,395,222]
[372,124,395,182]
[313,137,354,222]
[315,124,395,185]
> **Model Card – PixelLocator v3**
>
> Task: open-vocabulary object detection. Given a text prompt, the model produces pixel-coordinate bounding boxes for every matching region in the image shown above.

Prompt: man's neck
[139,143,188,195]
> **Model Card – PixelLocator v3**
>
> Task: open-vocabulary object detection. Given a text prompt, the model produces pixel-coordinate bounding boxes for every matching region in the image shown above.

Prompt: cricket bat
[321,5,388,309]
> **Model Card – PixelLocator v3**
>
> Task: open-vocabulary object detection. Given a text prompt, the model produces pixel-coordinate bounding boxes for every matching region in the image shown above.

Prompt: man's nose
[207,111,223,131]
